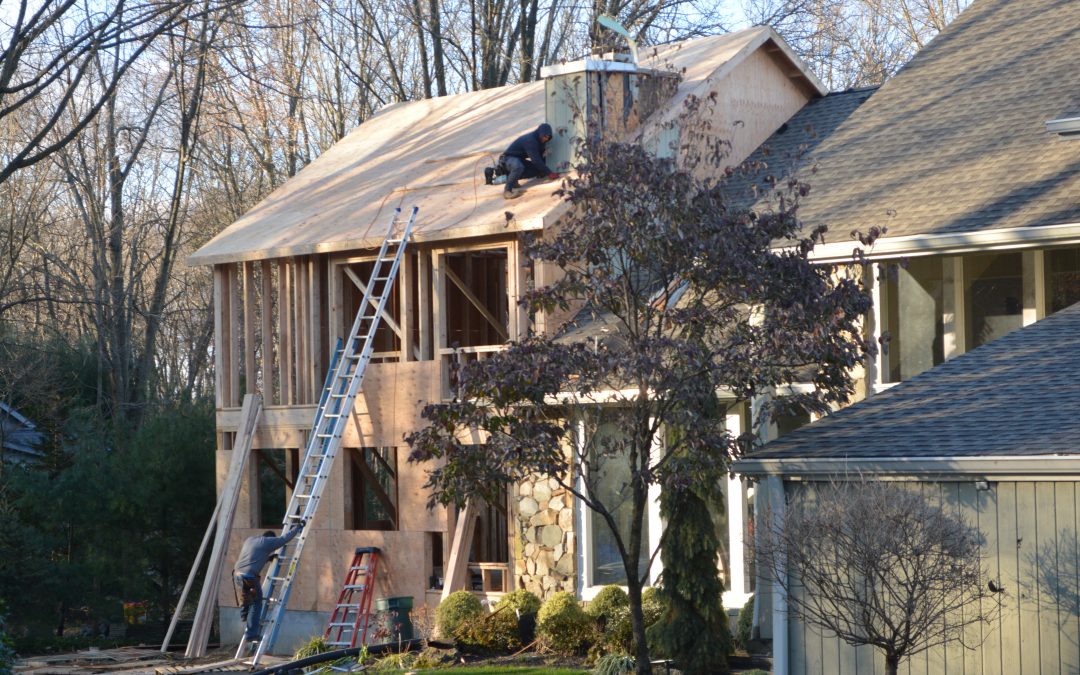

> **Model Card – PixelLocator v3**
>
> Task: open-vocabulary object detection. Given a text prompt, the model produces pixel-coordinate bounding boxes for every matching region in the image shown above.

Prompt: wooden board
[185,394,262,658]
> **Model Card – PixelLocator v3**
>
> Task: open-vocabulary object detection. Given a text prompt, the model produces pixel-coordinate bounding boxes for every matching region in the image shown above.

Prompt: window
[345,447,398,530]
[965,252,1022,349]
[587,416,651,587]
[1046,247,1080,314]
[882,258,944,382]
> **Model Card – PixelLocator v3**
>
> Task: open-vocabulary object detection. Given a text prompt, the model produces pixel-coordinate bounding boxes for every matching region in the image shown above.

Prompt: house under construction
[187,26,827,651]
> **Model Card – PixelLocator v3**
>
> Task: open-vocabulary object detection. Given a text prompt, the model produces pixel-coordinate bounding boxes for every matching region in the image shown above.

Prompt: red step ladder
[324,547,381,648]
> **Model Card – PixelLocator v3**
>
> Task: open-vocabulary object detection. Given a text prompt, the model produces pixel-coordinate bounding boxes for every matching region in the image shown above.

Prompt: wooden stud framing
[261,261,274,405]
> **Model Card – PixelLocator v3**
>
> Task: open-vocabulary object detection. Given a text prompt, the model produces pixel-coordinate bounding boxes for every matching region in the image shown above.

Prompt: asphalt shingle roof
[745,301,1080,461]
[740,0,1080,243]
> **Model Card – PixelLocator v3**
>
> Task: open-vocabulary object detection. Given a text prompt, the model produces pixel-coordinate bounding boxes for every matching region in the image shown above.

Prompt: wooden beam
[418,250,432,360]
[260,261,274,405]
[401,251,415,361]
[442,500,478,604]
[213,266,226,409]
[295,258,309,403]
[227,265,241,406]
[243,261,257,395]
[279,261,293,405]
[445,265,509,341]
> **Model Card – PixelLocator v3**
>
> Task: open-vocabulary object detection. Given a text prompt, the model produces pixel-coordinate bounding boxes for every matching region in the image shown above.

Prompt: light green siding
[787,480,1080,675]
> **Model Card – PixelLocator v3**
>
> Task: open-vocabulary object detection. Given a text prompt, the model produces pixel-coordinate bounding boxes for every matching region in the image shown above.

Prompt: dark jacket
[503,123,553,174]
[233,525,303,578]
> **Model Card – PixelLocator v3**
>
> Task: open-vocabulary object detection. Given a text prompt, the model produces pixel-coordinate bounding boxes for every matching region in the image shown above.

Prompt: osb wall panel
[342,360,441,448]
[219,528,435,614]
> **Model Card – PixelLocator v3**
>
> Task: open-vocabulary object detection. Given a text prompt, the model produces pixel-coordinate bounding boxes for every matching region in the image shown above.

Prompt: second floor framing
[212,234,538,413]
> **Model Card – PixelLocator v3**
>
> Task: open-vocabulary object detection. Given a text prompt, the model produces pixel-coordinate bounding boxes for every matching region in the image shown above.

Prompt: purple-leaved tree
[407,140,876,674]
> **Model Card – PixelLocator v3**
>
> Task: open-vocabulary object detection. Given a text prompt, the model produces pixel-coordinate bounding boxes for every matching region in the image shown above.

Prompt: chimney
[540,54,679,172]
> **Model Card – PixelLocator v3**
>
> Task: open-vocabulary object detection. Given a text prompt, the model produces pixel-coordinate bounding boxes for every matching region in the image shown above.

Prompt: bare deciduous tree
[740,0,970,88]
[0,0,238,185]
[754,478,1000,675]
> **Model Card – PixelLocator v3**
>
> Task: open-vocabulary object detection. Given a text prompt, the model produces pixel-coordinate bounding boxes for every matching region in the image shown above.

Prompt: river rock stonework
[513,476,575,597]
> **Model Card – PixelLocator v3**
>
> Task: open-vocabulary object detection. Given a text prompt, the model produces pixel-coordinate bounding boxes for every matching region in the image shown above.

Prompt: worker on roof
[499,123,559,199]
[233,520,304,643]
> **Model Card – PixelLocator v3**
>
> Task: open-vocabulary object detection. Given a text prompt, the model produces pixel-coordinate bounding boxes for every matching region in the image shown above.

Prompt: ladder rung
[328,622,359,628]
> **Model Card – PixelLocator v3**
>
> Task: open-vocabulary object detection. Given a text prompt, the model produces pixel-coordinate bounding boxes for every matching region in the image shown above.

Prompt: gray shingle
[737,0,1080,243]
[747,301,1080,460]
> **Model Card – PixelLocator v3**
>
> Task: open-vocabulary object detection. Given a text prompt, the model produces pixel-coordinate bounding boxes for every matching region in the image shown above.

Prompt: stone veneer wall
[513,475,576,597]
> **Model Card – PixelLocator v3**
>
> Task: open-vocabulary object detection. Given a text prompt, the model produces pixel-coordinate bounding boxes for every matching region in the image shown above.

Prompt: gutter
[733,454,1080,479]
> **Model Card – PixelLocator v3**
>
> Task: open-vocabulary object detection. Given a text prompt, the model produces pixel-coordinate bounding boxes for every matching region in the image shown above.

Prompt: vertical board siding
[787,480,1080,675]
[1017,482,1041,674]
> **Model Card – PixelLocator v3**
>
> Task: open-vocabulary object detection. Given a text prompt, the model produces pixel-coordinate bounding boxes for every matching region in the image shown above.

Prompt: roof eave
[806,221,1080,264]
[186,213,551,267]
[734,455,1080,479]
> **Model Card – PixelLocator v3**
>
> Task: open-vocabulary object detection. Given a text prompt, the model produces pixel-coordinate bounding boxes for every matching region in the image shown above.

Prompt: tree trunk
[627,580,651,675]
[428,0,447,96]
[886,655,899,675]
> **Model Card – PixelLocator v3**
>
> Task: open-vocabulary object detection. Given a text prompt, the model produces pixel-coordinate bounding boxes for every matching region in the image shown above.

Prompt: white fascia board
[733,455,1080,479]
[805,222,1080,264]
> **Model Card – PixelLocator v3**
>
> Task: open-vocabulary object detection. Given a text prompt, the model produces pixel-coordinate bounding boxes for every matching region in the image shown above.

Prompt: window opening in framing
[469,488,509,592]
[342,260,402,363]
[444,249,509,348]
[255,448,299,528]
[345,447,398,530]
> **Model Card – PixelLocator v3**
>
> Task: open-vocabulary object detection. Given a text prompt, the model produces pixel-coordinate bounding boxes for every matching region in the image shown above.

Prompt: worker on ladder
[233,520,305,645]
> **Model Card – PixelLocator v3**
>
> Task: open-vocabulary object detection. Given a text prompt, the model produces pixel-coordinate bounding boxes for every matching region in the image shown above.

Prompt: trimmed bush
[453,607,522,653]
[495,589,541,644]
[735,594,755,652]
[537,591,593,654]
[436,590,483,638]
[587,586,629,625]
[494,589,542,617]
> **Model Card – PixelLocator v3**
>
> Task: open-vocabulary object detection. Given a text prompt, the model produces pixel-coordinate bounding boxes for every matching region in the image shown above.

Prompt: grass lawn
[412,665,587,669]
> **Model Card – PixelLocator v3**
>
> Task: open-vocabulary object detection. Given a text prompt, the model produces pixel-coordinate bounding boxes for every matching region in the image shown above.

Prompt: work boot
[484,166,494,185]
[503,188,522,200]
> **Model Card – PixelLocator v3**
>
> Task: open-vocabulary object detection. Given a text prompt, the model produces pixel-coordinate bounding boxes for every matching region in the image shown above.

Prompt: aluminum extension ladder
[238,207,417,665]
[324,547,382,648]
